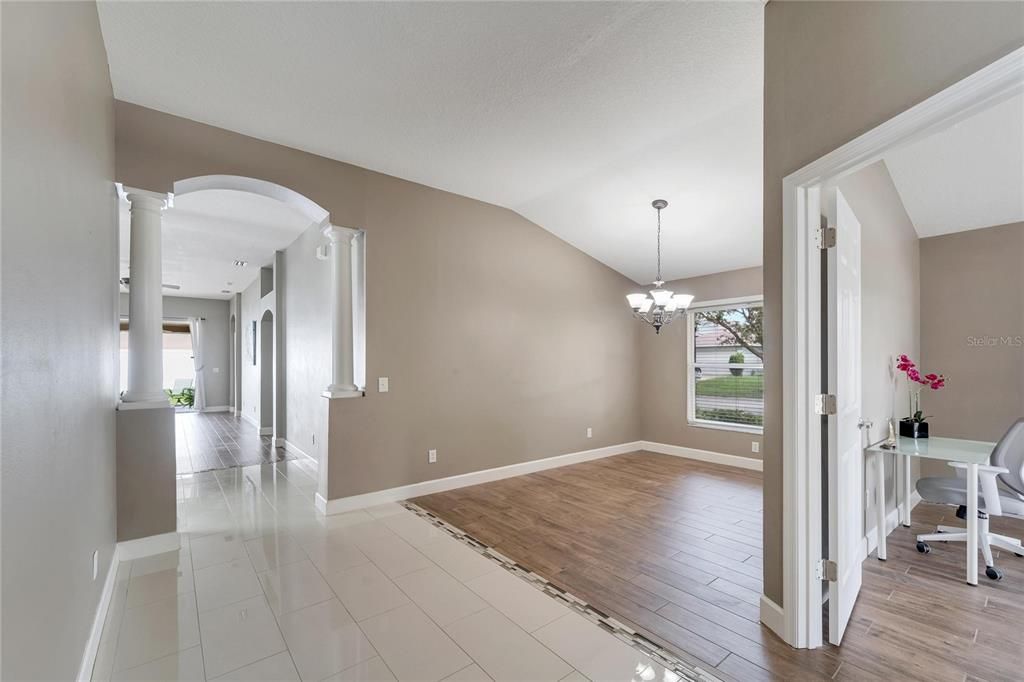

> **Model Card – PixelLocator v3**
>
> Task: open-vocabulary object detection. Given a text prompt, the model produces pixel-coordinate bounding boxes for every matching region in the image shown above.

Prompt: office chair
[915,418,1024,580]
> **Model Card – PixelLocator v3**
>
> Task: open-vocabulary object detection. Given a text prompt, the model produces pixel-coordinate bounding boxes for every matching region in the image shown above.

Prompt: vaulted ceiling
[98,2,764,284]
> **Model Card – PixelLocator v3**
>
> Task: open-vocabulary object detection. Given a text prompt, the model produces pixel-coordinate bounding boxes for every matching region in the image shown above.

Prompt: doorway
[781,47,1024,649]
[259,308,274,434]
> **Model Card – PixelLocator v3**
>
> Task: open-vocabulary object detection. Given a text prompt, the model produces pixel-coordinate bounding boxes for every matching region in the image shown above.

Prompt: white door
[827,189,864,645]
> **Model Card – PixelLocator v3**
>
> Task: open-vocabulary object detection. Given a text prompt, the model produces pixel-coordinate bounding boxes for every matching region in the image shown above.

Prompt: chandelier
[626,199,694,334]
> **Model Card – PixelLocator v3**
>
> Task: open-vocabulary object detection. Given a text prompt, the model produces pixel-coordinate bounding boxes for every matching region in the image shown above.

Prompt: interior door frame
[778,46,1024,650]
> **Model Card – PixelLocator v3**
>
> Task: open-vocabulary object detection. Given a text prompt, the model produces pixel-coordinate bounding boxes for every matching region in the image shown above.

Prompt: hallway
[91,459,697,681]
[175,412,292,474]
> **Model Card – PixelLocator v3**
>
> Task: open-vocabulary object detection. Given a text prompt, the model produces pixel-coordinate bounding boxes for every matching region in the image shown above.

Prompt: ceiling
[884,91,1024,237]
[119,189,313,300]
[97,2,764,284]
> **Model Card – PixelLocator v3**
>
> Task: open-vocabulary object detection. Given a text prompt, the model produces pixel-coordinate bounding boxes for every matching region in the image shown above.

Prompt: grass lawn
[694,374,764,398]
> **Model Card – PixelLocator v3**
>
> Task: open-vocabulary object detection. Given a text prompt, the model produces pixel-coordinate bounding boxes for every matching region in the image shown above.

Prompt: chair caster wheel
[986,566,1004,581]
[916,541,931,554]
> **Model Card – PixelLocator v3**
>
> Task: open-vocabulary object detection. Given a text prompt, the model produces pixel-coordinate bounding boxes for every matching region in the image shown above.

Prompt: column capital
[321,225,360,243]
[126,191,170,212]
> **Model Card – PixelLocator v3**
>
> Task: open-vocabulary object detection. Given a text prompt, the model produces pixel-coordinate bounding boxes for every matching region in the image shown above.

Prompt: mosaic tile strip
[401,501,723,682]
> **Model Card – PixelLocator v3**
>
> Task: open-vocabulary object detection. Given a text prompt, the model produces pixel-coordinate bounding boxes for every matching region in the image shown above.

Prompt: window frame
[686,295,765,434]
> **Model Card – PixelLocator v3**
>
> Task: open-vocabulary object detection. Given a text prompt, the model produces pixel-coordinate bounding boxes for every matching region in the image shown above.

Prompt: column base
[322,388,362,399]
[118,398,171,411]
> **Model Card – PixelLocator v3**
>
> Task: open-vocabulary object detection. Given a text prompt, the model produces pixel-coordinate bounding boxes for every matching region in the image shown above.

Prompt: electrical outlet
[428,449,437,463]
[212,367,220,374]
[92,550,99,581]
[586,427,593,438]
[378,377,389,393]
[751,441,760,453]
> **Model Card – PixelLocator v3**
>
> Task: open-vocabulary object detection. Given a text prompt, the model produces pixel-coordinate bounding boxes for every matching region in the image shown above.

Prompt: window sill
[687,419,763,436]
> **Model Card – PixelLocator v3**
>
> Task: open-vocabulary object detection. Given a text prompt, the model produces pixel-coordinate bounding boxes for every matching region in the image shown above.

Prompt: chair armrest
[947,462,1009,516]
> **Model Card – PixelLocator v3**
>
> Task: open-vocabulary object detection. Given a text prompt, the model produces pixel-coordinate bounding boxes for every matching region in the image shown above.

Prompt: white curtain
[189,317,207,411]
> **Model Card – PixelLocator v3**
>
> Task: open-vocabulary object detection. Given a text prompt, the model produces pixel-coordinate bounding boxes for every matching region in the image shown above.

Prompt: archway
[259,309,274,433]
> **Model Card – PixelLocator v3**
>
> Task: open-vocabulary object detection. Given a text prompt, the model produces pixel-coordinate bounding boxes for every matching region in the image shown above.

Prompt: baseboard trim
[116,531,180,562]
[273,437,285,447]
[259,426,273,436]
[78,531,180,680]
[639,441,763,472]
[318,441,644,515]
[283,439,316,463]
[862,491,922,559]
[201,405,230,413]
[759,594,786,640]
[76,550,119,682]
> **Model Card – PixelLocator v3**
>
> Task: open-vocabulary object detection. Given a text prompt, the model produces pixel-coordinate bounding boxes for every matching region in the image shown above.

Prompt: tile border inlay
[401,501,723,682]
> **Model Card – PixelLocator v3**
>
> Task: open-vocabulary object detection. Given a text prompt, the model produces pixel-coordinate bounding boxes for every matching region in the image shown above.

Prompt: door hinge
[816,226,837,249]
[814,394,837,415]
[817,559,838,582]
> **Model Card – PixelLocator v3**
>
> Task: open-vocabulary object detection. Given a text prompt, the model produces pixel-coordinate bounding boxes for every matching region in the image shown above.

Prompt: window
[688,299,764,432]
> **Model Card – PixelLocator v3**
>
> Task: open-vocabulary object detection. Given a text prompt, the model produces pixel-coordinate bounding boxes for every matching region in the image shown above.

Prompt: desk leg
[875,450,887,561]
[967,462,978,585]
[902,452,912,527]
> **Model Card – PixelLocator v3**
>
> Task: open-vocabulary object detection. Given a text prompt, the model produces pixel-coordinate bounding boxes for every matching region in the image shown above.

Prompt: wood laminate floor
[175,411,293,474]
[414,451,1024,681]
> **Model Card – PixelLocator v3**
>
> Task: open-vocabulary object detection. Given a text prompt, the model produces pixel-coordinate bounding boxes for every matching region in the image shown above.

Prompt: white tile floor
[92,459,687,681]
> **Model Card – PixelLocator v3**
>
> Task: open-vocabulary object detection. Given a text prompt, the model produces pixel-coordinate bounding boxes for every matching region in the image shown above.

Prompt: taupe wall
[838,161,921,534]
[920,221,1024,476]
[764,0,1024,605]
[638,267,764,459]
[326,170,642,498]
[1,2,117,679]
[118,294,232,407]
[114,103,643,495]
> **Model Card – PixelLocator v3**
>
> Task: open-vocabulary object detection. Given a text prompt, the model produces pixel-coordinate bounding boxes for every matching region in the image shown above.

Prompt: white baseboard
[78,531,180,680]
[259,426,273,436]
[116,531,180,562]
[76,550,119,682]
[862,491,922,560]
[639,441,763,472]
[759,594,785,640]
[319,441,644,515]
[283,439,316,463]
[201,405,230,413]
[273,437,285,447]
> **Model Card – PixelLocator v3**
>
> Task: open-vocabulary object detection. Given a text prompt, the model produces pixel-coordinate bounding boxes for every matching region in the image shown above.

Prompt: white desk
[865,436,996,585]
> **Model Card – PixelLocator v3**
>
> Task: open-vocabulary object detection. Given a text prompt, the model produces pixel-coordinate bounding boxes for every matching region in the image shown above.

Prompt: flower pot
[899,418,929,439]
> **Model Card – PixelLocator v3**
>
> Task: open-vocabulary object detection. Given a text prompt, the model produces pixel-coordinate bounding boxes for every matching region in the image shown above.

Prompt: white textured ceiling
[97,2,764,283]
[884,92,1024,237]
[119,190,313,300]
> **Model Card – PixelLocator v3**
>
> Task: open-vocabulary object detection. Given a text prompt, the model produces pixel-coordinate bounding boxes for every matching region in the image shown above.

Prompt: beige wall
[114,103,644,498]
[920,221,1024,476]
[838,160,921,534]
[1,2,118,678]
[763,0,1024,604]
[638,267,764,459]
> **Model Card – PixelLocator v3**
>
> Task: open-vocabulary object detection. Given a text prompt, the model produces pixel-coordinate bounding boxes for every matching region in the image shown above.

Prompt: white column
[123,192,168,405]
[322,225,361,398]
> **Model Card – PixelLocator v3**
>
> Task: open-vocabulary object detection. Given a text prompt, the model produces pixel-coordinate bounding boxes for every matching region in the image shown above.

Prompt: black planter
[899,418,929,439]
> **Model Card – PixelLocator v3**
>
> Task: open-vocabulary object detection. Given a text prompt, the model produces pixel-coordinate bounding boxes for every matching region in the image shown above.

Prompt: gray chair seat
[916,476,1024,517]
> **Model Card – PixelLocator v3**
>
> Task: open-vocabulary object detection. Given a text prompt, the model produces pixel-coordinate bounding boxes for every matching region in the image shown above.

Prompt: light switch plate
[751,441,760,453]
[378,377,389,393]
[428,449,437,463]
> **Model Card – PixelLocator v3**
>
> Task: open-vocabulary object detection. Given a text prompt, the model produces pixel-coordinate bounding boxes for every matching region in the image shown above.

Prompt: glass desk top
[866,436,996,465]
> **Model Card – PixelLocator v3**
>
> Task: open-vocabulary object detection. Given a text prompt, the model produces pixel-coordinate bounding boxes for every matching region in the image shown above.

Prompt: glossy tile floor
[176,412,293,475]
[92,458,687,681]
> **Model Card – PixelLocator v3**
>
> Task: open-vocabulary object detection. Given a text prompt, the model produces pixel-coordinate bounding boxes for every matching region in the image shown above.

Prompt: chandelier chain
[656,205,662,282]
